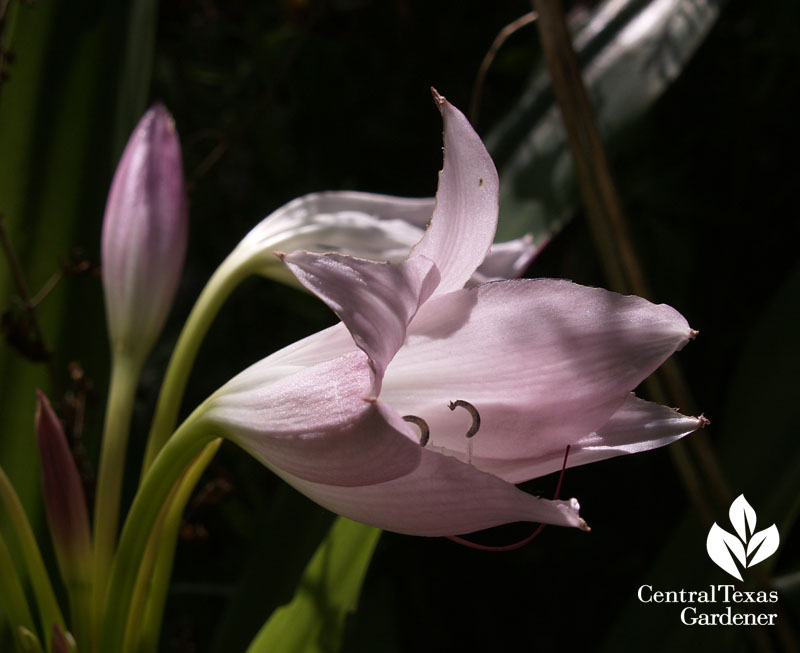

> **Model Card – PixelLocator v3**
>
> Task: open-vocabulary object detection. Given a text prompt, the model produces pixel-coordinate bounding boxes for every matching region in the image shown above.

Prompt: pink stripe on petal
[410,90,499,295]
[282,251,440,396]
[207,351,422,487]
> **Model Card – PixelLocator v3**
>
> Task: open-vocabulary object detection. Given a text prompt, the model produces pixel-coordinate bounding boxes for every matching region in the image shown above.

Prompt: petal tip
[698,414,711,428]
[689,328,699,340]
[430,87,446,108]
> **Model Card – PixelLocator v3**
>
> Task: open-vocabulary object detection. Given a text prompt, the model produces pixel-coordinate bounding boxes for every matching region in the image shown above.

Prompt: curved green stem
[91,353,141,639]
[121,478,175,653]
[100,413,216,652]
[141,256,250,475]
[0,531,38,652]
[0,466,65,651]
[134,439,222,653]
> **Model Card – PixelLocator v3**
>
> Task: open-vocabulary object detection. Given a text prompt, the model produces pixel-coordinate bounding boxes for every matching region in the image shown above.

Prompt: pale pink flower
[101,104,187,363]
[199,91,702,536]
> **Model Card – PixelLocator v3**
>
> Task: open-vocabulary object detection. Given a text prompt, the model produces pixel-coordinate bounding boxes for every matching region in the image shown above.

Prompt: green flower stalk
[93,103,188,637]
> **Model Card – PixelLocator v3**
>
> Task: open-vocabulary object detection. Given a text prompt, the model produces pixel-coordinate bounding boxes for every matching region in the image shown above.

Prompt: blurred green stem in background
[0,466,65,651]
[100,412,216,652]
[0,532,40,653]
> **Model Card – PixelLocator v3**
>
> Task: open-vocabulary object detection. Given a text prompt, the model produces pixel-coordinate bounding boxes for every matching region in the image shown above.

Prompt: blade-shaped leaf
[246,518,381,653]
[486,0,723,242]
[747,525,780,568]
[728,494,756,542]
[0,0,158,507]
[706,523,745,581]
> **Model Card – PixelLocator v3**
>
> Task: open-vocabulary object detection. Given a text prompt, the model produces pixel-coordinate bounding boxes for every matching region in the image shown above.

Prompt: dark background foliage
[1,0,798,651]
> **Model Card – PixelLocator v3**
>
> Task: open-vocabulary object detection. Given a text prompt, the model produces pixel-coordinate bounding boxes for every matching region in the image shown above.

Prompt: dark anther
[448,400,480,438]
[402,415,430,447]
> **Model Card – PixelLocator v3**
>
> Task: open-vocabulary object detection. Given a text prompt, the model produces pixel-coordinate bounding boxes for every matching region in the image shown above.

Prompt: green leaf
[246,518,381,653]
[486,0,723,242]
[0,0,157,645]
[210,487,335,653]
[0,0,159,508]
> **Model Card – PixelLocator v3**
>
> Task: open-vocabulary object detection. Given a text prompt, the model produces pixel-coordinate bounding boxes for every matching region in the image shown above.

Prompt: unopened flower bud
[101,103,187,363]
[34,391,91,584]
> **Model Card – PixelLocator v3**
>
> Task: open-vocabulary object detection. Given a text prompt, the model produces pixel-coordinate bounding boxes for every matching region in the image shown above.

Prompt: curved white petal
[205,351,422,487]
[476,395,705,483]
[228,189,533,288]
[255,440,586,536]
[215,323,355,397]
[282,252,440,395]
[469,234,540,285]
[233,191,434,272]
[380,279,694,476]
[410,91,499,295]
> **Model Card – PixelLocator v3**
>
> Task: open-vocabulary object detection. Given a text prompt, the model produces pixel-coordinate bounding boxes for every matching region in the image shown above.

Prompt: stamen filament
[447,445,572,551]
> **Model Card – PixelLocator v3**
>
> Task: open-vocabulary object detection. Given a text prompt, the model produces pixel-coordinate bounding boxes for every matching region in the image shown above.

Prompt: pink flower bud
[101,103,188,363]
[34,391,92,579]
[51,624,75,653]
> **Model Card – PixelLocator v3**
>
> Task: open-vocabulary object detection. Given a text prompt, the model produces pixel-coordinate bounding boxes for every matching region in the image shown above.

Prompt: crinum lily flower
[198,90,703,536]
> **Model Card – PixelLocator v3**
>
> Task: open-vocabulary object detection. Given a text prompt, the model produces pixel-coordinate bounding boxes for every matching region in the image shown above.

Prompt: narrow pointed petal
[255,441,586,536]
[410,90,499,295]
[205,351,422,487]
[102,104,187,362]
[34,391,92,578]
[381,279,694,475]
[282,252,440,395]
[477,395,706,483]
